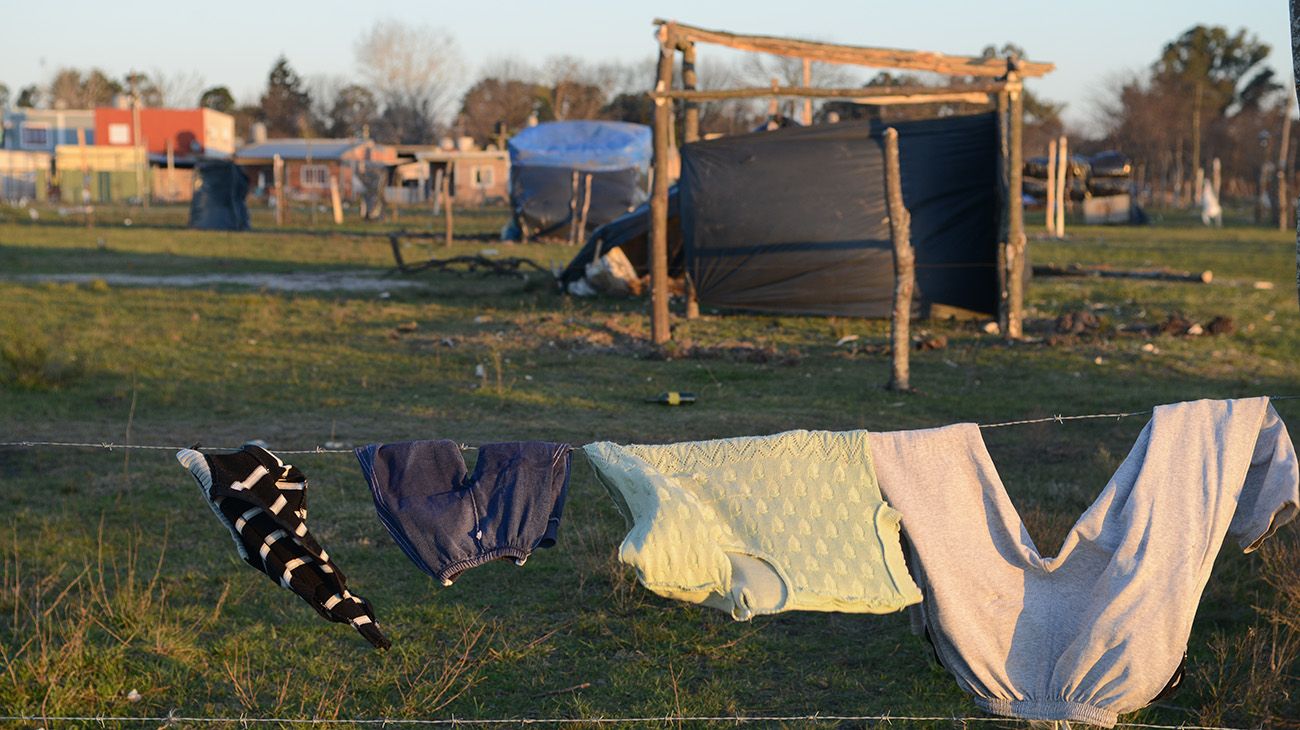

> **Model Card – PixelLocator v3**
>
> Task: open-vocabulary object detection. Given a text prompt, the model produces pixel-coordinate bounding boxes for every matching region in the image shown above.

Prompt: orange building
[94,107,236,160]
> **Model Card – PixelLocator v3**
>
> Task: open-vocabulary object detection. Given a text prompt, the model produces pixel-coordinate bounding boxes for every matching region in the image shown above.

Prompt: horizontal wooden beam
[650,83,1001,105]
[654,19,1054,78]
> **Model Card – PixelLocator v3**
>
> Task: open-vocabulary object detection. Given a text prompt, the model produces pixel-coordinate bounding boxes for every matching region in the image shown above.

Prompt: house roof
[235,138,372,161]
[414,149,510,163]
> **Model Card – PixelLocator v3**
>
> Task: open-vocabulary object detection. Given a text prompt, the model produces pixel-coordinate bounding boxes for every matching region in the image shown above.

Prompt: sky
[1,0,1291,132]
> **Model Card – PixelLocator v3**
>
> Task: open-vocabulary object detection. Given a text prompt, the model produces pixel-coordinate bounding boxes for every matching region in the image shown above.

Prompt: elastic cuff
[437,547,533,584]
[975,697,1118,728]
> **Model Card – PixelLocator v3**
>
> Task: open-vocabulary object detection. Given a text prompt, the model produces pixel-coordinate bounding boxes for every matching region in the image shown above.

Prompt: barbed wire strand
[2,396,1297,455]
[0,713,1251,729]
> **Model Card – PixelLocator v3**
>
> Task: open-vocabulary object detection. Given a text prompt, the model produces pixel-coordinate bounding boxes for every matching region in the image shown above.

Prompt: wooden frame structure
[645,20,1054,344]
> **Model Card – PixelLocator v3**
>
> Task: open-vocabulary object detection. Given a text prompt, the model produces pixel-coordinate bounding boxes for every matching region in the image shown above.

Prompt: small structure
[505,121,651,242]
[233,138,397,203]
[53,145,148,203]
[643,20,1054,343]
[1,109,95,152]
[0,150,51,201]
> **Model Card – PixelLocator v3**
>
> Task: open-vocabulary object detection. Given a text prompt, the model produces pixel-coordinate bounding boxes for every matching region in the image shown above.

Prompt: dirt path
[8,271,424,292]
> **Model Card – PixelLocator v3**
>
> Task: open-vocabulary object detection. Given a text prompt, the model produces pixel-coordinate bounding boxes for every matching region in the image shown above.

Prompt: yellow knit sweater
[584,430,922,620]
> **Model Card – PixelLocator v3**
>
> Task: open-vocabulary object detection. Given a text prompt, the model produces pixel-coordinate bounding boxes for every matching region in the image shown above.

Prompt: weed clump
[0,335,85,390]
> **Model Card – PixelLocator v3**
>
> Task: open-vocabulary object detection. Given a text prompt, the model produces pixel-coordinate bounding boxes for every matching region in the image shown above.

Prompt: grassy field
[0,203,1298,728]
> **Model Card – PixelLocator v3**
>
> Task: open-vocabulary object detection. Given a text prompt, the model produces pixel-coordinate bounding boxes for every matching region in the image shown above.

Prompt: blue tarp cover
[508,121,651,172]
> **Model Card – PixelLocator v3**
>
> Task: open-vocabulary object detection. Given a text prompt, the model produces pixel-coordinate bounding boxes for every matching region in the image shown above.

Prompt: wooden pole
[801,58,813,125]
[1006,70,1026,340]
[577,173,593,243]
[682,42,700,144]
[649,23,676,344]
[76,126,92,228]
[652,82,1004,102]
[768,77,780,120]
[1191,83,1203,204]
[1045,139,1057,236]
[659,20,1055,78]
[273,154,285,226]
[165,137,175,201]
[995,89,1010,336]
[432,168,444,215]
[444,162,455,246]
[130,73,147,208]
[568,170,581,244]
[1055,135,1067,238]
[883,127,914,392]
[682,40,701,320]
[329,173,343,224]
[1293,0,1300,307]
[1212,157,1222,200]
[1279,111,1292,231]
[306,140,316,228]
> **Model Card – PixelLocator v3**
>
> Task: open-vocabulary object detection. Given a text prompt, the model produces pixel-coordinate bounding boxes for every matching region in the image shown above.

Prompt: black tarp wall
[681,113,1000,317]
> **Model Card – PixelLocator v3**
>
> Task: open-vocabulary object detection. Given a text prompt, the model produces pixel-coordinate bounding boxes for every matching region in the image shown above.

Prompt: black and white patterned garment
[176,443,390,650]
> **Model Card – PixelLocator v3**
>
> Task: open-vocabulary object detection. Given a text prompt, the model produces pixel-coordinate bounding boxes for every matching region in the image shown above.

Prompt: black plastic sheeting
[189,160,250,231]
[681,113,1000,318]
[508,166,646,240]
[559,186,682,285]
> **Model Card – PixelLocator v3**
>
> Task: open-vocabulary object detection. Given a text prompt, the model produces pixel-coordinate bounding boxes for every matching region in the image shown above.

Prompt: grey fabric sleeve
[1230,403,1300,552]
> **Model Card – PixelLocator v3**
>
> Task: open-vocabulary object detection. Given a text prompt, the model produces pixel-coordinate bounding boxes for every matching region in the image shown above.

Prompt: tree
[199,86,237,113]
[371,98,435,145]
[1153,26,1279,172]
[16,85,39,108]
[147,69,206,108]
[602,92,653,125]
[541,56,608,121]
[231,105,262,143]
[354,20,462,138]
[1091,26,1290,208]
[460,77,542,146]
[326,84,379,138]
[48,68,121,108]
[260,56,314,137]
[125,72,162,107]
[0,83,9,111]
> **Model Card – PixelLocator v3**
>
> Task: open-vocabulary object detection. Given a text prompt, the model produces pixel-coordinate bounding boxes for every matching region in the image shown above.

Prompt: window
[473,165,494,187]
[107,123,131,145]
[19,123,48,147]
[300,164,330,188]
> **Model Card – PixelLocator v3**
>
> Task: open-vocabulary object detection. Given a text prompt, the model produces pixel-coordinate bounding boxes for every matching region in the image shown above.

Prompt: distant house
[53,145,148,203]
[387,138,509,207]
[415,148,509,207]
[94,107,236,160]
[0,150,52,201]
[92,107,236,202]
[233,138,398,202]
[1,109,95,152]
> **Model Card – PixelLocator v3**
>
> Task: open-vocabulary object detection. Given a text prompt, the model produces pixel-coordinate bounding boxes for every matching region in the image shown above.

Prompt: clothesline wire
[3,396,1297,455]
[0,713,1252,729]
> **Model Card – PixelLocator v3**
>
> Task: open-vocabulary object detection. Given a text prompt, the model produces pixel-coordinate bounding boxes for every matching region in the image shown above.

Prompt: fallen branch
[535,682,591,698]
[388,233,551,278]
[1033,263,1212,284]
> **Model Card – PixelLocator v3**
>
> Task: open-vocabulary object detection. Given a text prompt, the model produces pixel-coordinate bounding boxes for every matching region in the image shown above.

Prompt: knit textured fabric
[355,440,572,586]
[176,444,390,650]
[871,398,1299,727]
[584,430,922,620]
